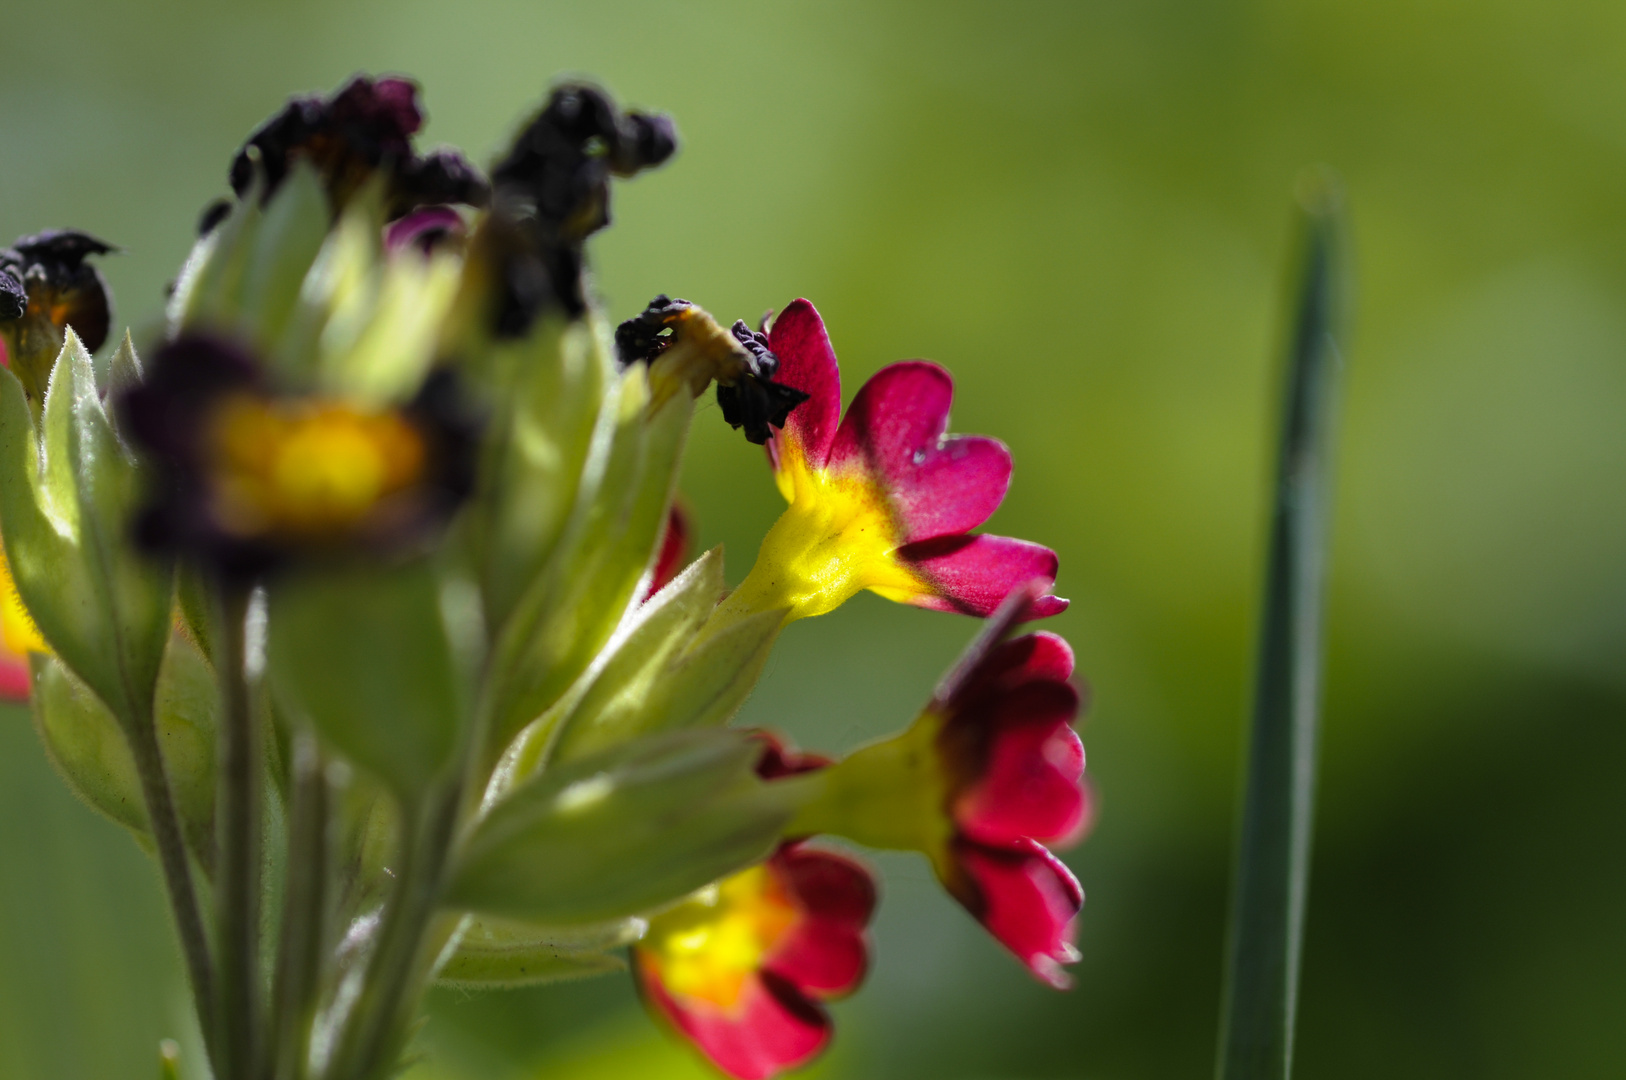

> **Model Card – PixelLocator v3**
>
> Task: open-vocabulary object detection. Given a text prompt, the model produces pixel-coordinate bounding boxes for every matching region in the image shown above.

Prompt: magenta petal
[967,632,1076,696]
[829,362,1012,541]
[768,847,876,996]
[955,686,1086,847]
[640,966,831,1080]
[896,534,1067,618]
[765,300,842,470]
[643,503,692,601]
[0,656,28,701]
[384,205,464,252]
[951,840,1082,988]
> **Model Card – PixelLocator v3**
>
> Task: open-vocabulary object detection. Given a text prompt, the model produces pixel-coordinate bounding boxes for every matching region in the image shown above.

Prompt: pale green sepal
[447,729,796,925]
[436,914,641,988]
[545,546,725,765]
[485,366,694,756]
[0,336,172,729]
[239,162,332,351]
[319,245,461,407]
[168,195,264,335]
[474,315,609,631]
[635,606,786,734]
[267,559,476,802]
[101,332,143,434]
[31,628,218,866]
[31,652,147,835]
[153,623,219,868]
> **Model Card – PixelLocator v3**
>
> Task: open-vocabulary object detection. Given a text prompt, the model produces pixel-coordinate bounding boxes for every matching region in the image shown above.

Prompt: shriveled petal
[767,846,876,996]
[889,534,1068,618]
[638,960,831,1080]
[765,300,842,473]
[953,683,1085,847]
[948,839,1082,989]
[829,362,1011,542]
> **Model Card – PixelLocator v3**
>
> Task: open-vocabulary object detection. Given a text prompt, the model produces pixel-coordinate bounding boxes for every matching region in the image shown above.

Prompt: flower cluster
[0,72,1088,1080]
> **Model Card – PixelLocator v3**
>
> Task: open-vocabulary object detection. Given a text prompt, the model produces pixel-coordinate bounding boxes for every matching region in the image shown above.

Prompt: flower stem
[1215,173,1346,1080]
[216,583,265,1079]
[126,714,217,1058]
[271,733,330,1080]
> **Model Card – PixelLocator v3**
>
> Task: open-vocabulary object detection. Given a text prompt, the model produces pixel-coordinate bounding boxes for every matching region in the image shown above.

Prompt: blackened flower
[478,84,676,334]
[120,334,478,577]
[0,230,115,399]
[799,587,1090,987]
[615,296,808,430]
[227,75,489,220]
[710,298,1065,625]
[634,842,875,1080]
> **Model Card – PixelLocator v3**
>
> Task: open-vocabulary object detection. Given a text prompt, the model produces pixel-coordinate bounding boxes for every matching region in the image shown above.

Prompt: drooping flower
[713,299,1065,626]
[120,334,479,578]
[635,841,876,1080]
[797,585,1090,987]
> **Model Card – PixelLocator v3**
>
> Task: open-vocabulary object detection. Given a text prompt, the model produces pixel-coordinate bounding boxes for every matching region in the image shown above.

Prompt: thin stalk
[1215,174,1346,1080]
[271,733,330,1080]
[216,583,266,1079]
[321,782,462,1080]
[126,716,217,1054]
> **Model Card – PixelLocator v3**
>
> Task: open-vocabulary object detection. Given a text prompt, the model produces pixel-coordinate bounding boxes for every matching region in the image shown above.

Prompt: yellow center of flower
[711,440,925,627]
[206,395,427,539]
[640,864,798,1011]
[0,548,47,658]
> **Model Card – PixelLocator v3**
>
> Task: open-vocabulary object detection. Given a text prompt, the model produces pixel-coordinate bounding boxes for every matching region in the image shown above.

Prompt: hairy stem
[271,733,330,1080]
[127,716,217,1059]
[216,583,265,1078]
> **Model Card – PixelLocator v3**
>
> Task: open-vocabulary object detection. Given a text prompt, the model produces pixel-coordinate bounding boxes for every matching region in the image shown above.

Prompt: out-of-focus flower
[0,549,45,701]
[227,74,489,219]
[798,587,1090,987]
[120,334,479,577]
[635,841,875,1080]
[713,298,1065,626]
[0,230,116,400]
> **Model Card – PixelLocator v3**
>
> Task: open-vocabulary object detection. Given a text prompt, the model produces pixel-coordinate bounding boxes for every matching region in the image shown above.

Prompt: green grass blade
[1216,172,1347,1080]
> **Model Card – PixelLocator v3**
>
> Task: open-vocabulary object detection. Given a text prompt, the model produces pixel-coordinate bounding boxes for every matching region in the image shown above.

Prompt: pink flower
[634,842,876,1080]
[799,586,1091,986]
[717,299,1064,625]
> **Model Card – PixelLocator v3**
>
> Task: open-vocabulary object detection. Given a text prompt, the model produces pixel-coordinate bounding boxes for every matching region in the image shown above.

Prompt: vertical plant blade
[1216,171,1346,1080]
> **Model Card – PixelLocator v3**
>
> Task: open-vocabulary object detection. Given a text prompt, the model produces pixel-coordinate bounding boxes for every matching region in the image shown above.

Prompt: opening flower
[797,586,1090,987]
[634,841,876,1080]
[714,298,1066,626]
[120,334,478,577]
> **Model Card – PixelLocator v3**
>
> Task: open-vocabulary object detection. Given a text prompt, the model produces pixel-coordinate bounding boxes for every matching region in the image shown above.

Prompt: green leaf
[167,196,264,335]
[240,162,332,352]
[153,623,219,869]
[473,315,609,631]
[485,363,694,756]
[30,624,217,866]
[31,653,147,835]
[267,559,476,801]
[436,915,641,988]
[447,729,796,925]
[544,546,726,765]
[0,334,172,730]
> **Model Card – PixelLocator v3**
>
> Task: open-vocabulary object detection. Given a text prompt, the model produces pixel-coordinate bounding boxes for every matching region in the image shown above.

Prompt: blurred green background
[4,0,1625,1076]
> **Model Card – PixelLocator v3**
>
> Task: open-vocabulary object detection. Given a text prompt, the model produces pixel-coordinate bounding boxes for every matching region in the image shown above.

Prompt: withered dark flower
[0,229,117,398]
[614,296,809,444]
[120,334,480,579]
[479,84,676,334]
[227,74,490,221]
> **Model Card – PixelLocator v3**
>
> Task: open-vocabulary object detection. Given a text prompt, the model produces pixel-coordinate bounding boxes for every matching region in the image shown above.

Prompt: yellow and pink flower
[716,299,1065,626]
